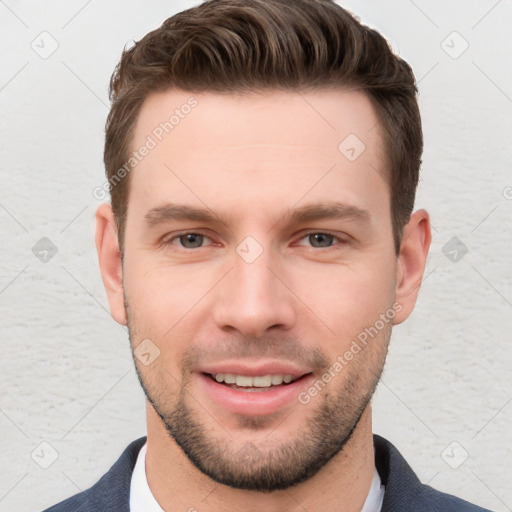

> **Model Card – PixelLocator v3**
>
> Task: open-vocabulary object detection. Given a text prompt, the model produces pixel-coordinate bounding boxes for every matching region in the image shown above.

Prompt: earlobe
[95,204,127,325]
[392,209,432,325]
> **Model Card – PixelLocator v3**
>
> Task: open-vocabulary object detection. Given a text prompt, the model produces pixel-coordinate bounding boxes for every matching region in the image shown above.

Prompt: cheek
[124,255,203,313]
[123,241,397,352]
[122,258,217,358]
[288,258,396,348]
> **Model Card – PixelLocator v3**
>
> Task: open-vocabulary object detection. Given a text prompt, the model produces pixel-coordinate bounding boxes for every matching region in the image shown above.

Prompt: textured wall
[1,1,510,511]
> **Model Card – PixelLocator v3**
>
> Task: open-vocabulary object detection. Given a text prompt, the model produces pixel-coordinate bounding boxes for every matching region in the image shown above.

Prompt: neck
[145,403,375,512]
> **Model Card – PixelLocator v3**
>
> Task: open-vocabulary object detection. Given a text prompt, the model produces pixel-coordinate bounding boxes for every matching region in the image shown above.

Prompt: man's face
[122,89,399,490]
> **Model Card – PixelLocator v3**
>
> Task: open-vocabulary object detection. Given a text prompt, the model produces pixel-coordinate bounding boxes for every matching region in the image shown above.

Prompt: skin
[96,88,431,511]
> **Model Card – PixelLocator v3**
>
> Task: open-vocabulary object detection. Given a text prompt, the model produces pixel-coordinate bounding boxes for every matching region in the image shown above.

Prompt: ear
[392,209,431,325]
[95,203,127,325]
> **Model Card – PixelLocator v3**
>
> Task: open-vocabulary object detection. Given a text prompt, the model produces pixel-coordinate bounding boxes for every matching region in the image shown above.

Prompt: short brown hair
[104,0,422,254]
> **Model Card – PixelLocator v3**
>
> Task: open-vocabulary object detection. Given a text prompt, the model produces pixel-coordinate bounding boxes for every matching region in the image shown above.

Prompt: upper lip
[198,360,311,378]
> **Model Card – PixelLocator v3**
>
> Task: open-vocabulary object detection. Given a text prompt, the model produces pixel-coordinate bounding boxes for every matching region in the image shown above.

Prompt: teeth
[236,375,253,387]
[252,376,272,387]
[271,375,283,385]
[223,374,236,384]
[212,373,297,387]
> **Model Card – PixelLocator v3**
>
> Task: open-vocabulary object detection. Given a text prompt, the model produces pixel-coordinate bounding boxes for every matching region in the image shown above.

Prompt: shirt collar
[130,442,384,512]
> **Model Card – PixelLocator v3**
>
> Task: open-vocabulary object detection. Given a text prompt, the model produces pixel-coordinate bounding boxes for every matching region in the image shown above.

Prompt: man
[45,0,492,510]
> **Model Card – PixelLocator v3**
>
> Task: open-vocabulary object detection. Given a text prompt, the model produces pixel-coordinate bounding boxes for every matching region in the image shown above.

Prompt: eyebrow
[144,204,221,227]
[280,202,370,226]
[144,202,371,229]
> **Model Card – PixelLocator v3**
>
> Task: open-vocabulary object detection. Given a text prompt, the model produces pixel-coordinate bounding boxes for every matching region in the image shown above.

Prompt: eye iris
[176,233,335,249]
[309,233,334,247]
[180,233,203,248]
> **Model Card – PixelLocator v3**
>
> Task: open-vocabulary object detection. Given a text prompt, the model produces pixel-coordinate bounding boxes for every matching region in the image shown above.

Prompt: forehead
[128,88,389,224]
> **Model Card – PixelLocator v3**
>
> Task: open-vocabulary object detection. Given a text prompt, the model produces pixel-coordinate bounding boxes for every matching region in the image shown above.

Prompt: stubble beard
[126,301,390,492]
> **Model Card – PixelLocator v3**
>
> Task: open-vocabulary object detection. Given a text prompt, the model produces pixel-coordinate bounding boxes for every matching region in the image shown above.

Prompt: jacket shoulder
[414,484,494,512]
[374,434,493,512]
[42,437,146,512]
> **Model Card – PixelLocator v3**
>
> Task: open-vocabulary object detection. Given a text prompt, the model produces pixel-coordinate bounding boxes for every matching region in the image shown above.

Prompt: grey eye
[179,233,204,248]
[308,233,335,247]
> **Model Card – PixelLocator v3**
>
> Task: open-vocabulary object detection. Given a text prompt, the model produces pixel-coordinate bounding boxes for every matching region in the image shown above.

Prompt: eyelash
[161,230,348,250]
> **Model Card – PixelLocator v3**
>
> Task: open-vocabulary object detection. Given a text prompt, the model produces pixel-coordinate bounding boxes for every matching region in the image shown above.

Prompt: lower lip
[198,373,313,416]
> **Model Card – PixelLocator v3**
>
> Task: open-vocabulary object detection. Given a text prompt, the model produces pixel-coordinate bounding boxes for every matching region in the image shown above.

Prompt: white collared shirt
[129,442,385,511]
[361,465,385,512]
[130,443,164,512]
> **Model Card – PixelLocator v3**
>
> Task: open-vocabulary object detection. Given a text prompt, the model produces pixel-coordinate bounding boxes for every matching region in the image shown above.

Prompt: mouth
[197,368,314,416]
[204,372,311,391]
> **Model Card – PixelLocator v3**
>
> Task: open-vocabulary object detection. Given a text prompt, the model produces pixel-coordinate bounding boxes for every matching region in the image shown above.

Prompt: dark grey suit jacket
[43,435,493,511]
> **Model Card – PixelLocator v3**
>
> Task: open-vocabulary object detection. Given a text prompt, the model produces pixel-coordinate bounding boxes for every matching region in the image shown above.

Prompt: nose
[211,245,297,338]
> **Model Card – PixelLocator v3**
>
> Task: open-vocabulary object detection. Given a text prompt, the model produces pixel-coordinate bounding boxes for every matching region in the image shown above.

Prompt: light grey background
[1,1,511,511]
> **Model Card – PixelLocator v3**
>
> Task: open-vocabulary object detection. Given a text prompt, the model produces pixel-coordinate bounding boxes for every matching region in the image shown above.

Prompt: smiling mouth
[205,372,311,391]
